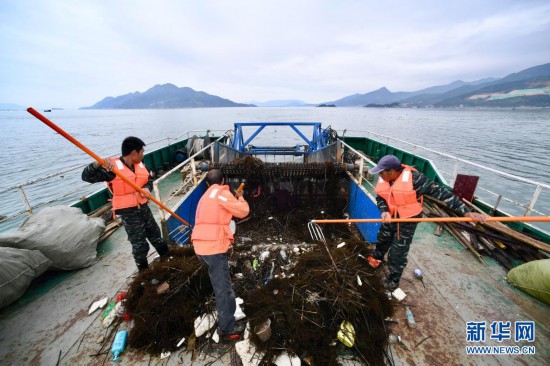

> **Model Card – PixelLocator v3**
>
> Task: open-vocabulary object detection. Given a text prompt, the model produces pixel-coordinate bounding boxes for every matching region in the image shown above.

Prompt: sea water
[0,107,549,232]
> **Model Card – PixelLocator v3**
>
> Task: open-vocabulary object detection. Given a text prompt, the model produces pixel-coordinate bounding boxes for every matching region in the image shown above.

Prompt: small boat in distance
[43,109,51,112]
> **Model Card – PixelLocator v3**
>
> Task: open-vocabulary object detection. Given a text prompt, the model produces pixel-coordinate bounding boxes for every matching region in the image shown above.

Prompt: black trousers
[373,221,419,285]
[118,204,168,269]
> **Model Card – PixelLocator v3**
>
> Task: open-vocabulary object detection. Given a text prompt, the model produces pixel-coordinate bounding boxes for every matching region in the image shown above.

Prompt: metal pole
[153,182,165,222]
[491,195,503,216]
[524,185,543,216]
[191,158,198,186]
[358,159,364,186]
[18,186,33,214]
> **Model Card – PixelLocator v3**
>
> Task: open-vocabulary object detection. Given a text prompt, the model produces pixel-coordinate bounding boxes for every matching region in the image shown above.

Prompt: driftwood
[423,197,546,271]
[89,203,112,218]
[424,201,485,263]
[98,219,121,243]
[463,199,550,254]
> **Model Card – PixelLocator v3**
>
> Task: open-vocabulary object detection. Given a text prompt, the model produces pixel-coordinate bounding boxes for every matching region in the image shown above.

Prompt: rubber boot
[136,261,149,272]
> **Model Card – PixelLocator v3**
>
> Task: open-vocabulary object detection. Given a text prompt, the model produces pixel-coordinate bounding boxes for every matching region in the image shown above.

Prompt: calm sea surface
[1,107,549,232]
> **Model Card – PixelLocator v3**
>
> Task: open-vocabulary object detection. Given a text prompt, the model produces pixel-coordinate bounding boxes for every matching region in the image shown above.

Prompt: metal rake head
[168,224,192,246]
[308,221,326,243]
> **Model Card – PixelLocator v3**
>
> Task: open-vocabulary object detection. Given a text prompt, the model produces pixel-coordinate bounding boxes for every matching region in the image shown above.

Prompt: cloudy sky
[1,0,549,108]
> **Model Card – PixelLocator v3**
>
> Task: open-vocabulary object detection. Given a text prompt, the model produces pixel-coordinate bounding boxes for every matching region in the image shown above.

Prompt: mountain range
[326,63,550,107]
[81,84,254,109]
[80,62,549,109]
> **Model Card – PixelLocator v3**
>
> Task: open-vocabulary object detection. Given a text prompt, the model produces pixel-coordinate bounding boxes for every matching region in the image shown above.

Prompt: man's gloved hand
[141,188,152,199]
[465,212,487,223]
[93,159,114,171]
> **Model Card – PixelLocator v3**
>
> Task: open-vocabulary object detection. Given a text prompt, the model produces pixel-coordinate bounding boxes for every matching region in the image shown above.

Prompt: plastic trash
[115,292,127,303]
[388,333,401,344]
[254,318,272,342]
[100,301,115,321]
[367,256,381,268]
[176,337,186,347]
[194,312,217,337]
[405,306,417,328]
[392,288,407,301]
[234,297,246,321]
[103,302,121,327]
[414,268,426,288]
[89,297,108,315]
[111,330,128,362]
[337,321,355,347]
[259,251,270,261]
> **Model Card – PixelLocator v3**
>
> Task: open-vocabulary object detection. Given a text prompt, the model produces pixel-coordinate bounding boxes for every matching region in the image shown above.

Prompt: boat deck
[0,183,548,365]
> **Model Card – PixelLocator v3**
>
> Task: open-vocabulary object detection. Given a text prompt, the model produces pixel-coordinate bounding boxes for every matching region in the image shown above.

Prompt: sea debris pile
[125,248,212,354]
[241,243,393,365]
[121,209,393,364]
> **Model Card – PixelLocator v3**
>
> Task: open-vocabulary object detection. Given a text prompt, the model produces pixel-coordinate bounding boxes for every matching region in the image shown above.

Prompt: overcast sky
[1,0,549,109]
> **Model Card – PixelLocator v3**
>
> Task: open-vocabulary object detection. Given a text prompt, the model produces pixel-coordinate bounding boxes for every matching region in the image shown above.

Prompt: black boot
[136,261,149,272]
[156,244,170,257]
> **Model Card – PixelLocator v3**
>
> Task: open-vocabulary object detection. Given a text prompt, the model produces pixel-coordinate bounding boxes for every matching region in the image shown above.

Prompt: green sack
[506,259,550,305]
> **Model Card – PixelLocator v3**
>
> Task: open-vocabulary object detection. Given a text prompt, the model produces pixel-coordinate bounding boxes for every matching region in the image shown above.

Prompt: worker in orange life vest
[191,169,250,340]
[82,136,169,271]
[368,155,486,290]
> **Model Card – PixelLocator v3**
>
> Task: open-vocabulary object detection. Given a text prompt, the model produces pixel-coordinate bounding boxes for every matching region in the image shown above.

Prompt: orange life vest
[191,184,236,255]
[107,157,149,211]
[374,165,423,218]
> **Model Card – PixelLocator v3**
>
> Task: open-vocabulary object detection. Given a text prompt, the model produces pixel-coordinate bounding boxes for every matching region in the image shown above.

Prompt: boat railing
[0,130,226,231]
[339,129,550,231]
[153,132,231,220]
[152,131,232,245]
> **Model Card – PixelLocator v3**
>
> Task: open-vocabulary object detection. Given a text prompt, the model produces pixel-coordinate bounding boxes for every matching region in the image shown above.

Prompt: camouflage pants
[118,204,169,269]
[373,221,418,285]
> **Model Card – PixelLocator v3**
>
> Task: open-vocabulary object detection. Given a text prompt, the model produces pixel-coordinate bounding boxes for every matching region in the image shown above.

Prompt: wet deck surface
[1,189,549,365]
[388,222,549,365]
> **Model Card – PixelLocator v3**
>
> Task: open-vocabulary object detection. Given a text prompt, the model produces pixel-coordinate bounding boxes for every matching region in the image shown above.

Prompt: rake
[307,221,339,274]
[308,216,550,242]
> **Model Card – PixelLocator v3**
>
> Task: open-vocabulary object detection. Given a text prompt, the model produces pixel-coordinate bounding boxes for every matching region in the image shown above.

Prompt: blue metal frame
[349,180,380,242]
[232,122,330,155]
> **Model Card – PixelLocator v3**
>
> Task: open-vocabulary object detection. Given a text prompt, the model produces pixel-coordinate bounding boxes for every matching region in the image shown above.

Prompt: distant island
[317,104,336,107]
[365,102,400,108]
[323,62,550,108]
[81,84,255,109]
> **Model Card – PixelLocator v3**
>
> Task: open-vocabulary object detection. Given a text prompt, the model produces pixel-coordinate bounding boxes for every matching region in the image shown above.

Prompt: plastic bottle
[414,268,426,288]
[100,302,116,321]
[111,330,128,362]
[103,302,121,327]
[405,307,416,328]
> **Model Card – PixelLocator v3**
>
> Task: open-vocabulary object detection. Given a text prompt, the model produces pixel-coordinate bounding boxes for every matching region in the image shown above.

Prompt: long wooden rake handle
[27,107,191,228]
[311,216,550,224]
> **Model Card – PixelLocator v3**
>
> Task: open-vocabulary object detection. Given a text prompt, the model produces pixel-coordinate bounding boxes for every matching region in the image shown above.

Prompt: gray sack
[0,247,52,309]
[0,206,105,270]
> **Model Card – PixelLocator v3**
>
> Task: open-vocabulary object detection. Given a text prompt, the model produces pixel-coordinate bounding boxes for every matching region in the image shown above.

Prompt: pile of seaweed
[241,242,393,365]
[123,239,393,364]
[125,247,213,354]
